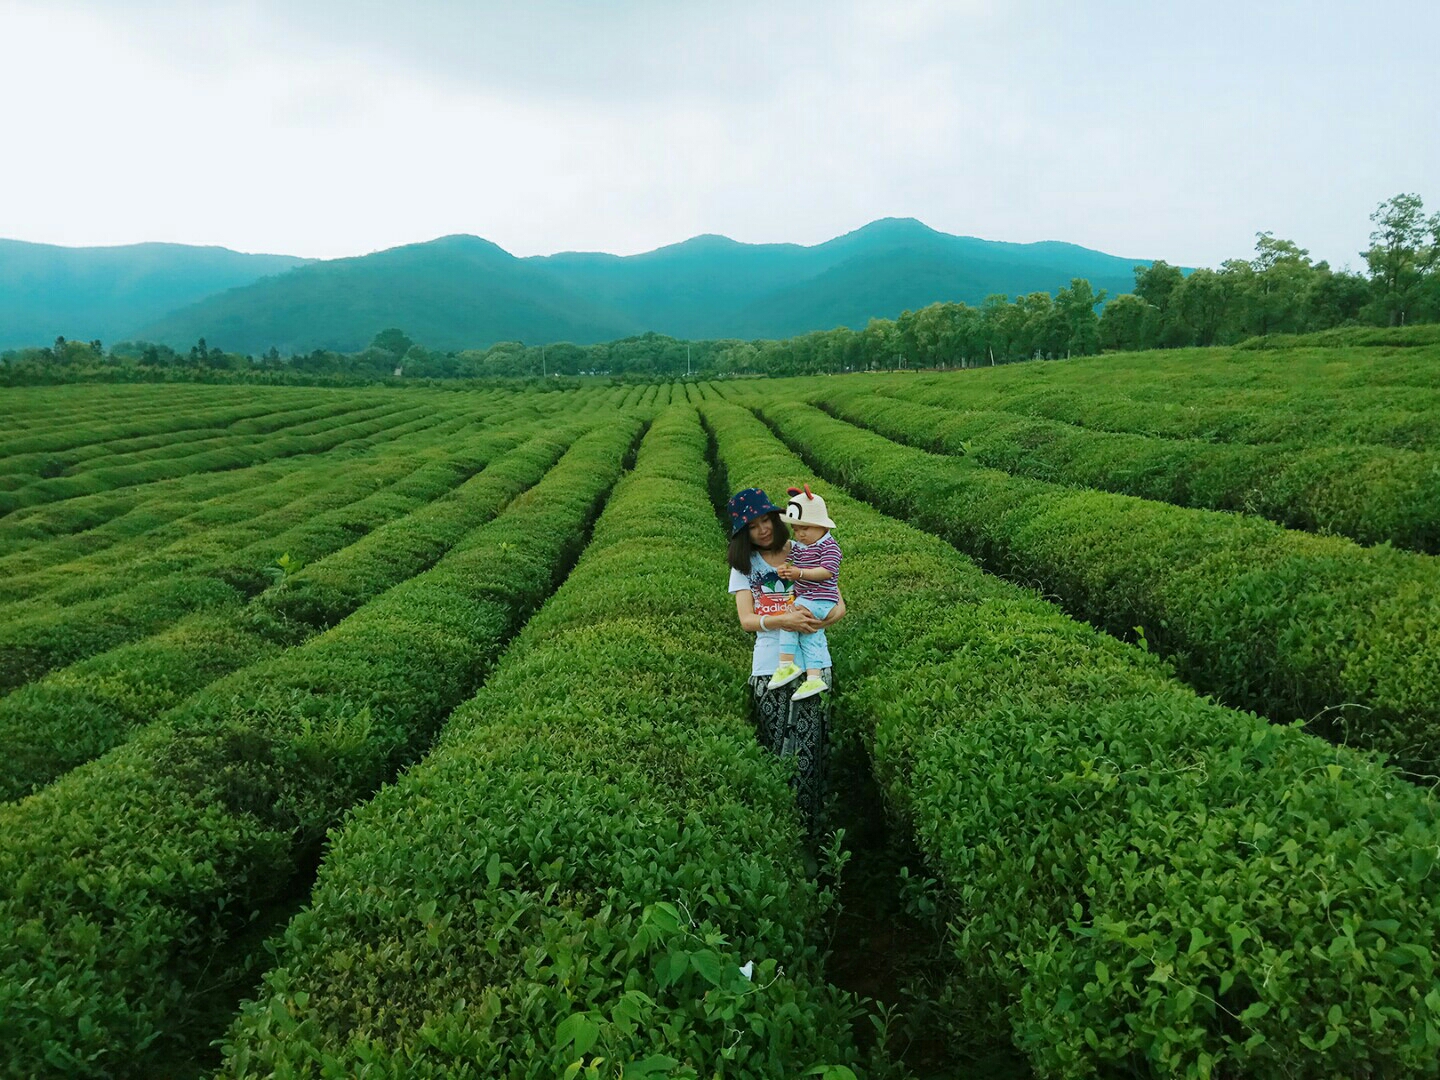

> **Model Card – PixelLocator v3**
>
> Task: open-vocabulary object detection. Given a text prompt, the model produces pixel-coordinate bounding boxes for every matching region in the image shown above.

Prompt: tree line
[5,193,1435,385]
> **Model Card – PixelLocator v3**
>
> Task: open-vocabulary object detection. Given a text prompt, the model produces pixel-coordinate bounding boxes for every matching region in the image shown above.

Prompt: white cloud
[0,0,1435,269]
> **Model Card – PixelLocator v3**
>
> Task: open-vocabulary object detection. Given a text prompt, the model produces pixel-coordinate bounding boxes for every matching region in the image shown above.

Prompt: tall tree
[1249,232,1314,336]
[1098,293,1150,351]
[1056,278,1105,356]
[1174,268,1229,345]
[1363,193,1438,326]
[370,328,416,356]
[1132,261,1188,346]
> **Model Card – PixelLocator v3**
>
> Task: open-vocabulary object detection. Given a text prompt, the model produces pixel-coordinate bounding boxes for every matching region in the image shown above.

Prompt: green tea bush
[705,400,1440,1078]
[871,351,1440,450]
[0,420,641,1078]
[0,404,489,566]
[812,387,1440,553]
[1,454,418,607]
[0,386,276,457]
[759,401,1440,777]
[1236,325,1440,349]
[0,465,289,562]
[257,427,582,629]
[0,400,430,515]
[2,400,529,607]
[0,412,538,673]
[0,423,550,799]
[217,407,862,1079]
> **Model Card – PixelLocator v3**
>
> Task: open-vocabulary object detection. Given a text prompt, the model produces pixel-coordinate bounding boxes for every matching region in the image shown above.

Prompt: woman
[726,488,845,841]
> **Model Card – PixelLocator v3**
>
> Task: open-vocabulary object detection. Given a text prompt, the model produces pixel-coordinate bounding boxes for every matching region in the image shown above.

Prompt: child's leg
[767,624,802,688]
[797,627,829,676]
[793,599,834,692]
[773,627,798,665]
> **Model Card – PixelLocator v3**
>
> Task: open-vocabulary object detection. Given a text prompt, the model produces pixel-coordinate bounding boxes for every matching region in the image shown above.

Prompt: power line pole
[686,344,691,378]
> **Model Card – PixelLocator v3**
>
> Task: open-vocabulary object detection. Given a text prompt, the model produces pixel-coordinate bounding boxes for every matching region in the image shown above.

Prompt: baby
[768,485,842,700]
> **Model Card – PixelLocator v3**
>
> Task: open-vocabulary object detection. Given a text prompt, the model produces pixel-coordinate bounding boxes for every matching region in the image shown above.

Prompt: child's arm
[776,563,830,582]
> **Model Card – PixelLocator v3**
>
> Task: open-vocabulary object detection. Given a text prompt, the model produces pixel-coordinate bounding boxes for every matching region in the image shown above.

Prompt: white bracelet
[759,615,769,631]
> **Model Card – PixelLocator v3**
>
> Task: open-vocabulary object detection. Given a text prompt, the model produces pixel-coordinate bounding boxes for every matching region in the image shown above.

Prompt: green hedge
[0,389,317,450]
[217,407,861,1079]
[3,401,518,607]
[0,463,295,563]
[0,399,431,516]
[0,405,487,567]
[811,386,1440,554]
[0,444,446,685]
[0,453,418,608]
[0,392,384,479]
[758,400,1440,778]
[704,399,1440,1078]
[0,419,641,1078]
[255,426,582,629]
[868,351,1440,451]
[0,386,270,457]
[0,423,556,801]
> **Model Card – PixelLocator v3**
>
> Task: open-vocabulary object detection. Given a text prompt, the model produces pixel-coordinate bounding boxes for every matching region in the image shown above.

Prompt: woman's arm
[734,589,764,632]
[819,592,846,628]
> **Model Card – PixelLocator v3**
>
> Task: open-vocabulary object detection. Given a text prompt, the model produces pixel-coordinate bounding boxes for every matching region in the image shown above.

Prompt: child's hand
[776,563,802,581]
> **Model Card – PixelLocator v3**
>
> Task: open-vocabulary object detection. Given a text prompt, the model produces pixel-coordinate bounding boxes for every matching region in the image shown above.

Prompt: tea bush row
[0,419,641,1078]
[705,399,1440,1078]
[759,401,1440,777]
[0,398,432,516]
[809,385,1440,554]
[0,415,475,595]
[0,391,372,479]
[217,406,861,1079]
[0,394,401,493]
[255,424,584,630]
[0,421,573,801]
[0,450,418,609]
[0,405,466,556]
[0,398,517,563]
[870,358,1440,450]
[0,385,280,452]
[0,418,516,686]
[0,398,524,606]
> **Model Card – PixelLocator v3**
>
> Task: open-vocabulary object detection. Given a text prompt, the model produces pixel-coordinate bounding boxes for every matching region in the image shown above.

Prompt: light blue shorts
[776,597,835,671]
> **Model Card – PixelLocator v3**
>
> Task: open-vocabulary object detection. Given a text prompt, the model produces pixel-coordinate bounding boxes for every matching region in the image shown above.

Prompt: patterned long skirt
[748,668,832,839]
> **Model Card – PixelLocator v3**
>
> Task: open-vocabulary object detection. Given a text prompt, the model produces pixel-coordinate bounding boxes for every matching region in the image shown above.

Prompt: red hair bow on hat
[786,485,813,498]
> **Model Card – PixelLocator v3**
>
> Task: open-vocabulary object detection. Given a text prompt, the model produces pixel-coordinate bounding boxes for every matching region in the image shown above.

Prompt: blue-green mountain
[0,240,309,351]
[3,219,1157,353]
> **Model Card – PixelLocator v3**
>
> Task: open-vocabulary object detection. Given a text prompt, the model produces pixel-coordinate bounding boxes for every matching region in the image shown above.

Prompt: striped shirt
[791,534,841,603]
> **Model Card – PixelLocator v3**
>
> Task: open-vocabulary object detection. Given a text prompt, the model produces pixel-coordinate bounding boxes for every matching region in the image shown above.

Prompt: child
[767,485,842,700]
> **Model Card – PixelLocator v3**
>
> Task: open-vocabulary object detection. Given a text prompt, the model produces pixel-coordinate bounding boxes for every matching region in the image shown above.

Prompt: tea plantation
[1,343,1438,1079]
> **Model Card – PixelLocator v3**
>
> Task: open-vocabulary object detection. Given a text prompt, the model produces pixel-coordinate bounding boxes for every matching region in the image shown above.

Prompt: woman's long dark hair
[728,512,790,574]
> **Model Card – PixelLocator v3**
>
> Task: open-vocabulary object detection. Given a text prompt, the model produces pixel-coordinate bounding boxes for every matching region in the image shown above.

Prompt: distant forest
[5,194,1436,386]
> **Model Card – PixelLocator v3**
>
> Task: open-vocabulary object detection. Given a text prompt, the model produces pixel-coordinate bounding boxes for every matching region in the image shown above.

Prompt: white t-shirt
[728,550,832,677]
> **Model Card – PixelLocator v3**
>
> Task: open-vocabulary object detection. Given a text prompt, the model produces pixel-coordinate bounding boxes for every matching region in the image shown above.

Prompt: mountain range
[1,220,1156,353]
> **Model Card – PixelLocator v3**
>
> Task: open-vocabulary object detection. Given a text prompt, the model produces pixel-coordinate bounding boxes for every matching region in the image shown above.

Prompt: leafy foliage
[754,400,1440,777]
[704,399,1440,1078]
[217,408,861,1078]
[0,421,640,1077]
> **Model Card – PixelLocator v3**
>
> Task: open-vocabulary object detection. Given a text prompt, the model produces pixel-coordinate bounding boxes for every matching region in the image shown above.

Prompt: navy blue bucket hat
[728,488,783,536]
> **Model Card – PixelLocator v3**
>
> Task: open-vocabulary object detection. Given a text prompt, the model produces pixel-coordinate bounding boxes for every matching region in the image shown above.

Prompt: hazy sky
[3,0,1436,270]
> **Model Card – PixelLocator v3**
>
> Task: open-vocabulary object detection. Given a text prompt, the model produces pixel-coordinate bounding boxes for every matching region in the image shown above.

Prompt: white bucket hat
[783,485,836,530]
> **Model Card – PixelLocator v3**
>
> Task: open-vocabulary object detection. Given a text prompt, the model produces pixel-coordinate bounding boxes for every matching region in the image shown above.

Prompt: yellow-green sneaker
[767,662,802,690]
[791,676,828,701]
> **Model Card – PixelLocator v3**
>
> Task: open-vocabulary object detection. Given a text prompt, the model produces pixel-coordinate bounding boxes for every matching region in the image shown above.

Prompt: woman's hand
[772,608,824,634]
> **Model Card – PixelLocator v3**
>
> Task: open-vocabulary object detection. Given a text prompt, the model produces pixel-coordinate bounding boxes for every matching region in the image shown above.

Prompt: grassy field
[1,342,1438,1079]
